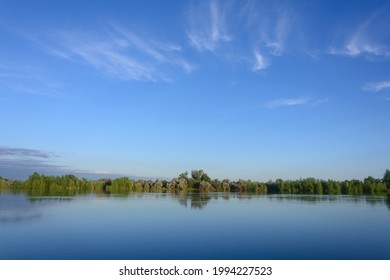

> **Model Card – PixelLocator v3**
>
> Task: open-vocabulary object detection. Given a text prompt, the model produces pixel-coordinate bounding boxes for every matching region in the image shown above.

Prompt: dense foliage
[1,170,390,196]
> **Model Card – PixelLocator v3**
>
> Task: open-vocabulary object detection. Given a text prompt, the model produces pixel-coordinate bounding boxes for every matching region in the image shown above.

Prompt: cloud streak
[255,6,293,57]
[0,64,61,97]
[262,98,328,108]
[186,0,232,52]
[19,1,297,79]
[186,0,295,71]
[253,50,268,71]
[263,98,309,108]
[329,6,390,58]
[28,25,193,82]
[0,147,55,158]
[363,81,390,92]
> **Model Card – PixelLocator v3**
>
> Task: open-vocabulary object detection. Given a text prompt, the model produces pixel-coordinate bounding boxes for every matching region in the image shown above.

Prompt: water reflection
[1,192,389,213]
[0,193,42,223]
[0,212,41,223]
[175,192,211,209]
[1,192,390,260]
[267,194,390,209]
[166,192,390,210]
[27,197,73,203]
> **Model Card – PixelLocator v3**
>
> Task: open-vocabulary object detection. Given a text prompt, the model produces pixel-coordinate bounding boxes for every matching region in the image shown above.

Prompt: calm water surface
[1,192,389,259]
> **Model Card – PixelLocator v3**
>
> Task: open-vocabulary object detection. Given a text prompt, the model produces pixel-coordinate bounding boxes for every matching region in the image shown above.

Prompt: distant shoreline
[1,169,389,196]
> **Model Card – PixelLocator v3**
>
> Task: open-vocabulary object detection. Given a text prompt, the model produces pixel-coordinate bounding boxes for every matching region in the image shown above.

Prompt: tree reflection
[169,191,188,208]
[168,191,212,209]
[155,192,390,210]
[189,192,211,209]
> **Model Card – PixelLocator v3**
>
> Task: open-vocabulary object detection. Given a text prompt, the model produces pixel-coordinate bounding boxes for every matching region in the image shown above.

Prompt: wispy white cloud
[329,36,390,58]
[186,0,232,52]
[186,0,295,72]
[239,0,293,57]
[363,81,390,92]
[111,25,195,75]
[28,24,193,82]
[263,97,328,108]
[266,42,283,56]
[252,50,268,71]
[88,170,112,175]
[20,1,297,79]
[64,38,158,81]
[329,7,390,58]
[263,98,310,108]
[261,10,292,56]
[0,63,61,97]
[309,98,329,107]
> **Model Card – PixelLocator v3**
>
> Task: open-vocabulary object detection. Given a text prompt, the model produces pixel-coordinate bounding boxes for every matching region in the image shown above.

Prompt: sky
[0,0,389,181]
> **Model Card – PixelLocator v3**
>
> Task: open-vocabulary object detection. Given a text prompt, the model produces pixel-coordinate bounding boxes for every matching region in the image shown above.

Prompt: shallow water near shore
[1,192,389,260]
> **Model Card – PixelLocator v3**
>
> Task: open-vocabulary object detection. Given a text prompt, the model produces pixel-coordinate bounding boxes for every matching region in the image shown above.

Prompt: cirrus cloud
[262,97,328,109]
[24,24,194,82]
[329,5,390,58]
[186,0,296,72]
[363,81,390,92]
[186,0,232,52]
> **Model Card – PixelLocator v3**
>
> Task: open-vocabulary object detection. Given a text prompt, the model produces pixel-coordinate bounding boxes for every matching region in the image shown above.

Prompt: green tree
[383,169,390,189]
[246,181,259,193]
[221,179,230,191]
[152,180,164,191]
[199,181,214,191]
[341,181,351,194]
[178,171,189,180]
[278,179,291,193]
[211,179,222,191]
[113,177,134,193]
[167,178,188,190]
[187,178,196,189]
[0,178,9,192]
[191,170,210,182]
[314,180,323,194]
[364,176,376,194]
[143,181,152,192]
[27,172,46,195]
[258,183,267,194]
[266,181,279,194]
[237,179,247,192]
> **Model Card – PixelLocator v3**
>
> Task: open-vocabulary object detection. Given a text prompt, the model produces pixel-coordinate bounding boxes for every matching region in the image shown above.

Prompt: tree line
[1,169,390,196]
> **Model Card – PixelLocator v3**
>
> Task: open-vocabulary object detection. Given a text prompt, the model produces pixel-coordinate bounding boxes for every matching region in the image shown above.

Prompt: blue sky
[1,0,389,181]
